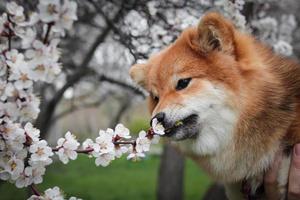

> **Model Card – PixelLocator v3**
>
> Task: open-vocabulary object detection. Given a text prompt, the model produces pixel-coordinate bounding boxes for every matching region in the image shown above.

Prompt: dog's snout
[155,112,165,122]
[150,112,166,126]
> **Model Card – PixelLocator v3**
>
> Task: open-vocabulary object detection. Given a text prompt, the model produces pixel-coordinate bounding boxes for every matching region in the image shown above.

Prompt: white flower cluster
[0,120,52,188]
[56,131,80,164]
[0,0,79,198]
[216,0,247,31]
[273,40,293,57]
[81,123,164,166]
[28,186,82,200]
[252,14,297,56]
[38,0,77,36]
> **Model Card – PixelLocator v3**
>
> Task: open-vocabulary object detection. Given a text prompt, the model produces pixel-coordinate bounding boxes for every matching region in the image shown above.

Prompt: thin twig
[51,140,137,154]
[43,23,53,44]
[50,129,157,157]
[75,147,94,154]
[30,184,41,196]
[7,17,12,50]
[114,141,136,145]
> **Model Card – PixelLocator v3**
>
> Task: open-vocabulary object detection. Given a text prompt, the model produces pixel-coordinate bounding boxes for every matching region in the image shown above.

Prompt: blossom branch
[43,22,54,44]
[51,139,137,155]
[7,15,12,50]
[52,147,94,154]
[30,184,41,196]
[114,141,136,145]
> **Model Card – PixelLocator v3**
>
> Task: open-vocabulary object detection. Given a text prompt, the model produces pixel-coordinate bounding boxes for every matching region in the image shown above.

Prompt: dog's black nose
[150,112,165,126]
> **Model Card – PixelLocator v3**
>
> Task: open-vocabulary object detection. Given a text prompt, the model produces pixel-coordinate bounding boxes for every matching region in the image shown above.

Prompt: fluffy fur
[130,12,300,199]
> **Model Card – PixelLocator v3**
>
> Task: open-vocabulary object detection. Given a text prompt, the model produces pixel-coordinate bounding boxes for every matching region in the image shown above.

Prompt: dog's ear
[130,63,148,88]
[191,12,235,55]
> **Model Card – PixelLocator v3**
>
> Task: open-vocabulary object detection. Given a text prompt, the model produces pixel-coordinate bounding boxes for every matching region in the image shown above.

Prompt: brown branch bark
[51,95,108,123]
[98,74,146,98]
[87,0,140,60]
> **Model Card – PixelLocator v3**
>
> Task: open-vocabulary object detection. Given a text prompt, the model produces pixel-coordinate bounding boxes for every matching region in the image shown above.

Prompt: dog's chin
[164,114,200,141]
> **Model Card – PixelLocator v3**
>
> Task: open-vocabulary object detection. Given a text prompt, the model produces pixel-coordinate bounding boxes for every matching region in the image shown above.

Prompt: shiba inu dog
[130,12,300,199]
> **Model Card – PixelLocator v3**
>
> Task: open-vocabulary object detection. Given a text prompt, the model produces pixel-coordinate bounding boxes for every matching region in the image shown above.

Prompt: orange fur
[130,12,300,198]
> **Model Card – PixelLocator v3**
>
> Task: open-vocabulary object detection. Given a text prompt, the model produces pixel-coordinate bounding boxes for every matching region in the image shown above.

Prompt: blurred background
[1,0,300,199]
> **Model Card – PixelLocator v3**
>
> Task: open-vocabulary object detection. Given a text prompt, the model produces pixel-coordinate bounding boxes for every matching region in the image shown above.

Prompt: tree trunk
[203,183,227,200]
[157,144,185,200]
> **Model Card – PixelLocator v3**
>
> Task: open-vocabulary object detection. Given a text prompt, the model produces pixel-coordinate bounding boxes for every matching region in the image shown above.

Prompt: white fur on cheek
[191,82,238,155]
[165,80,238,156]
[194,104,237,155]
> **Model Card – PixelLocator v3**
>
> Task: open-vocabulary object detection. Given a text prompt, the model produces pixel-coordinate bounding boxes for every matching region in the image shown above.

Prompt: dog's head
[130,13,244,154]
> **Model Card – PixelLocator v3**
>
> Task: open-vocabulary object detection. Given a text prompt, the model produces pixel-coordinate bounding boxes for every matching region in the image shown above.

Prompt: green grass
[0,155,211,200]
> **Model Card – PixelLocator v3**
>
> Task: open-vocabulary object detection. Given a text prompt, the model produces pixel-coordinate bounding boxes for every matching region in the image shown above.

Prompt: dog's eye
[153,96,159,102]
[176,78,192,90]
[151,93,159,102]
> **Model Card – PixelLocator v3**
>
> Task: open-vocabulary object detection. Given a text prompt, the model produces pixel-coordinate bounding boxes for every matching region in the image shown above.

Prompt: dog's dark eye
[176,78,192,90]
[151,94,159,102]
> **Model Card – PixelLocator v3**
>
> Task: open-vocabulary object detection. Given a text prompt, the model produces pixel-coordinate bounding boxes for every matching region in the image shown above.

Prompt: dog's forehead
[147,49,173,87]
[147,45,190,88]
[147,46,208,90]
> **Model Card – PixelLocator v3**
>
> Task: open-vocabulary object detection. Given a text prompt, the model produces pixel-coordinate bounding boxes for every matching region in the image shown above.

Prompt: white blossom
[6,2,25,24]
[56,131,80,164]
[216,0,246,30]
[6,156,25,180]
[17,28,37,48]
[29,140,53,162]
[6,2,24,18]
[30,165,46,184]
[38,0,77,36]
[0,13,7,34]
[95,130,114,155]
[15,166,33,188]
[44,186,64,200]
[114,123,131,139]
[27,195,44,200]
[114,146,128,158]
[151,118,165,135]
[252,17,278,42]
[25,39,61,83]
[69,197,82,200]
[95,153,115,167]
[38,0,60,23]
[24,122,40,143]
[82,138,94,150]
[52,0,78,35]
[127,146,145,161]
[9,62,34,90]
[150,135,160,144]
[136,131,151,153]
[18,12,39,27]
[0,139,5,151]
[5,49,25,70]
[4,123,26,152]
[273,40,293,56]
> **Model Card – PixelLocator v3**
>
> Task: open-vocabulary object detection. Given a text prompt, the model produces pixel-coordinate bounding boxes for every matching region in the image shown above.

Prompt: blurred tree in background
[1,0,300,199]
